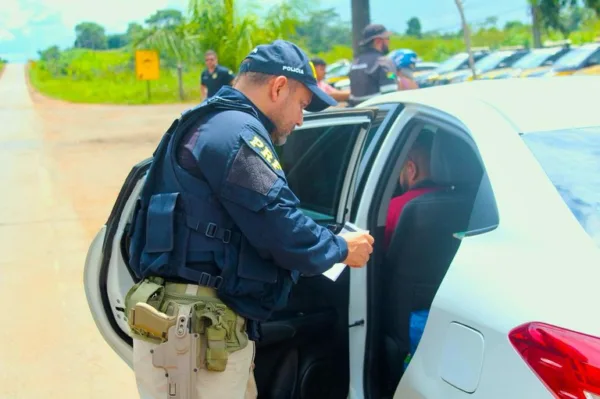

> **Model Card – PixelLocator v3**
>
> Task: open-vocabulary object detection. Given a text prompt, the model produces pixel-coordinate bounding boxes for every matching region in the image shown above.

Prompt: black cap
[239,40,337,112]
[359,23,392,46]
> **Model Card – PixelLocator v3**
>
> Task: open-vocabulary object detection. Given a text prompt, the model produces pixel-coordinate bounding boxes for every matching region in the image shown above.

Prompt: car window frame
[351,103,404,221]
[285,109,376,229]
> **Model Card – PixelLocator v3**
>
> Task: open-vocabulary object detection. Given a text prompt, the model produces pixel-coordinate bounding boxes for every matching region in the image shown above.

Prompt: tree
[107,34,129,49]
[37,45,61,62]
[295,8,352,53]
[126,23,145,43]
[483,16,499,29]
[351,0,370,55]
[504,20,526,30]
[530,0,600,43]
[406,17,422,38]
[74,22,108,49]
[145,9,184,28]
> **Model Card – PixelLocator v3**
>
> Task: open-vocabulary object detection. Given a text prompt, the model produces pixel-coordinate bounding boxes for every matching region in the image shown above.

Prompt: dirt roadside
[25,67,196,239]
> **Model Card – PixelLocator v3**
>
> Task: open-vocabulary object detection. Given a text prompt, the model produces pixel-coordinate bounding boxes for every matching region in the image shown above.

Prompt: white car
[84,76,600,399]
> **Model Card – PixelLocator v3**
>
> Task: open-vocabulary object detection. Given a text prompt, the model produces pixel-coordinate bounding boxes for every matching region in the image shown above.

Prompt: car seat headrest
[430,132,482,186]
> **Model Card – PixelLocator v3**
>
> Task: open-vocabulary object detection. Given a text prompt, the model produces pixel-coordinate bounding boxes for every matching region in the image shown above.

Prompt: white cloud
[0,29,16,42]
[2,0,190,37]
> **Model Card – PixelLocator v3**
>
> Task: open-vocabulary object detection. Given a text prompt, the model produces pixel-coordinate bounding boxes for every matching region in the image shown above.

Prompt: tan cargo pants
[133,337,258,399]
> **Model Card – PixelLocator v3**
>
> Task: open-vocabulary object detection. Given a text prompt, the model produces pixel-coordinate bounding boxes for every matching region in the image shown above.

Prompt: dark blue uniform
[201,65,235,98]
[128,40,340,341]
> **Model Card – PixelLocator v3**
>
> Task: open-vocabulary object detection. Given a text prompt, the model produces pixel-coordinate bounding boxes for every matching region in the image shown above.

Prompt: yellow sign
[135,50,160,80]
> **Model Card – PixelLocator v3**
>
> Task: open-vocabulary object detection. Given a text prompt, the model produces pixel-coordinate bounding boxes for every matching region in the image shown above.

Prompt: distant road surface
[0,63,191,398]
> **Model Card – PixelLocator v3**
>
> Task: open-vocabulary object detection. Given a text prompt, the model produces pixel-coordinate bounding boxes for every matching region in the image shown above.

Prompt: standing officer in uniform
[200,49,236,101]
[348,23,398,106]
[125,39,375,399]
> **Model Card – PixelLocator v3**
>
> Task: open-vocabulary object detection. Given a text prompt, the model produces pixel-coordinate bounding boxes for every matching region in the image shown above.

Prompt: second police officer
[125,40,375,399]
[348,23,399,106]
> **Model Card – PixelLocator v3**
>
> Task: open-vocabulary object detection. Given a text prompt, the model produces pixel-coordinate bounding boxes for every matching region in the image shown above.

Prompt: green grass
[29,49,203,104]
[30,65,202,104]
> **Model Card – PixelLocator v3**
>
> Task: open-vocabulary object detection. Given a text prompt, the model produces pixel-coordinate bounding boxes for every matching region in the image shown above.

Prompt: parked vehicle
[416,48,491,88]
[477,44,572,79]
[84,76,600,399]
[574,64,600,75]
[435,47,530,85]
[527,42,600,77]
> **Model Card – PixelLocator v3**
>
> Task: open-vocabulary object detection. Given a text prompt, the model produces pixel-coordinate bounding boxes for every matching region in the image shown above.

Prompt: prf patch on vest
[243,133,283,172]
[225,134,282,196]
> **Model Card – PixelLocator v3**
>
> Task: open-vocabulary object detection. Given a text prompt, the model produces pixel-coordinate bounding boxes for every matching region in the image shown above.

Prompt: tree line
[37,0,600,71]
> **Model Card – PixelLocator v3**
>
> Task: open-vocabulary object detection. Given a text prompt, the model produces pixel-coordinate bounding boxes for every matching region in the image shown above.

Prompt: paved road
[0,64,190,398]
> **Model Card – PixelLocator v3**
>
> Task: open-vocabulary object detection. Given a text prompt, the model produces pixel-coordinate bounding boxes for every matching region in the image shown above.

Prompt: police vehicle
[527,42,600,77]
[477,42,572,80]
[434,46,530,85]
[84,76,600,399]
[416,48,491,88]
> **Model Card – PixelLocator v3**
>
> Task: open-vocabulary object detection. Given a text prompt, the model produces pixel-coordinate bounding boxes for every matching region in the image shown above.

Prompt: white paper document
[322,262,347,282]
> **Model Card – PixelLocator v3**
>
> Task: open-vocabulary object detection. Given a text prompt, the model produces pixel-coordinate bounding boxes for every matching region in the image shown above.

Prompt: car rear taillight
[509,322,600,399]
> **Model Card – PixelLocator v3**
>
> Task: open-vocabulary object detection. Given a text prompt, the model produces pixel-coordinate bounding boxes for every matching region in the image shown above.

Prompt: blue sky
[0,0,531,62]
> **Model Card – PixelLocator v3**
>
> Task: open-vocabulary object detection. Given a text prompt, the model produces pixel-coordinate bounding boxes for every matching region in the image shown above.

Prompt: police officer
[200,49,236,100]
[125,39,374,399]
[348,23,398,106]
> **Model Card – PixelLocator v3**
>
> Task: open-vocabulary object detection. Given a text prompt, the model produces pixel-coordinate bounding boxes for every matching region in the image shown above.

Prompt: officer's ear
[270,76,289,101]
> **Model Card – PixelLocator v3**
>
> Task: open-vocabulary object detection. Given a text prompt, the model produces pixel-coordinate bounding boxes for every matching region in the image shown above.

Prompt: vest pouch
[218,235,296,317]
[238,237,278,282]
[140,192,190,276]
[128,200,146,278]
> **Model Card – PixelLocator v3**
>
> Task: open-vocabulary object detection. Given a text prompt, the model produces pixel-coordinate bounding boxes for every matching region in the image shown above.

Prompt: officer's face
[269,78,312,145]
[205,55,217,69]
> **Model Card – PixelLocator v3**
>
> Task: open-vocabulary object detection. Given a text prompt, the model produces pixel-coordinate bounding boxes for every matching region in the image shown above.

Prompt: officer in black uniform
[126,40,375,398]
[200,49,236,100]
[348,23,399,107]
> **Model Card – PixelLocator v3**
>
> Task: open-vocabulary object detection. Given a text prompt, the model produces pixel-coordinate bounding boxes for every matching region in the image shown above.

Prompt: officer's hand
[340,232,375,268]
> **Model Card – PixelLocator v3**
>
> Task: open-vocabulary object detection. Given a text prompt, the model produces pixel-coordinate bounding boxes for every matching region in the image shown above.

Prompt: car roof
[363,76,600,133]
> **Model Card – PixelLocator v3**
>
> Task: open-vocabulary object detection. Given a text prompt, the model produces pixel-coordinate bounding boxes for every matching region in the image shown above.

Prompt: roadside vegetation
[0,58,6,78]
[28,0,600,104]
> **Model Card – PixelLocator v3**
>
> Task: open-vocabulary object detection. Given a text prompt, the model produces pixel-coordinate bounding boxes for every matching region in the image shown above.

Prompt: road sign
[135,50,159,80]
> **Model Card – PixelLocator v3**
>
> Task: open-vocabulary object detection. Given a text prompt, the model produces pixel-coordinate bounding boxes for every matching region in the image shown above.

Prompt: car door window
[276,122,367,223]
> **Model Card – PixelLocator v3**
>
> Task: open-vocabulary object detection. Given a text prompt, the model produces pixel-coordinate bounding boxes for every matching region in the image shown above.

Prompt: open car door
[83,108,378,398]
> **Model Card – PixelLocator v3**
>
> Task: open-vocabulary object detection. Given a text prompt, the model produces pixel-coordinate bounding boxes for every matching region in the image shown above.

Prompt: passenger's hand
[340,231,375,268]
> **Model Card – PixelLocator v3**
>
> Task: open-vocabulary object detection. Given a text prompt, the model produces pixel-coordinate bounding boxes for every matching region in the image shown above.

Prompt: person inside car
[384,129,441,248]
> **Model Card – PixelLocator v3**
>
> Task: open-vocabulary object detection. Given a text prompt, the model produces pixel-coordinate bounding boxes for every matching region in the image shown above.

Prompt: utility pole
[351,0,370,56]
[454,0,477,79]
[530,0,543,48]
